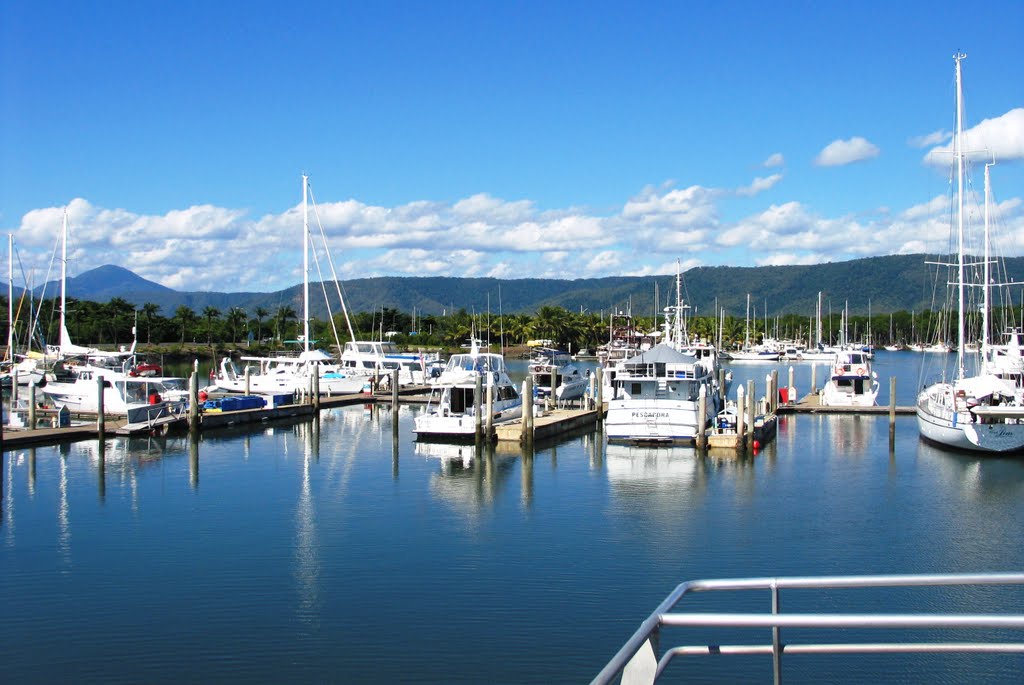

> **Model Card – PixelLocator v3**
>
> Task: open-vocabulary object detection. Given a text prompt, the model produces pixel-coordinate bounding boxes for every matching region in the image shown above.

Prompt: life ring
[856,367,867,376]
[834,366,844,375]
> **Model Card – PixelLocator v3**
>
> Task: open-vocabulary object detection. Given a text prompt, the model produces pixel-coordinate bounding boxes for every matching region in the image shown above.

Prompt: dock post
[313,369,321,410]
[188,371,199,431]
[474,373,483,444]
[28,381,37,431]
[96,375,105,438]
[746,379,755,451]
[391,368,399,412]
[11,368,17,404]
[596,370,603,423]
[889,376,897,442]
[736,384,746,452]
[485,372,494,439]
[588,372,595,410]
[811,364,818,394]
[788,366,795,406]
[718,368,726,404]
[244,366,251,395]
[696,386,707,452]
[522,377,534,445]
[771,369,779,413]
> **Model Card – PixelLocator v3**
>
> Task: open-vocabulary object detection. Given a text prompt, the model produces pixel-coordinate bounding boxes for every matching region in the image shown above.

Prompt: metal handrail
[592,573,1024,685]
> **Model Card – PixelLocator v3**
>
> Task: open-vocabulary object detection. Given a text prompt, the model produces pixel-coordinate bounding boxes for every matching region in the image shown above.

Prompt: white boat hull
[605,399,712,443]
[917,387,1024,453]
[414,400,523,437]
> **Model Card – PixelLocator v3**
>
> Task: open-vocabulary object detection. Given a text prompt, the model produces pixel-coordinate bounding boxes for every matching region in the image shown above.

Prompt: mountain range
[20,254,1021,320]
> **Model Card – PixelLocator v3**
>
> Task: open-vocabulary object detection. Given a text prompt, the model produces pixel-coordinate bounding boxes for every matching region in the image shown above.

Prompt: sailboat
[915,53,1024,453]
[208,175,364,396]
[725,294,780,362]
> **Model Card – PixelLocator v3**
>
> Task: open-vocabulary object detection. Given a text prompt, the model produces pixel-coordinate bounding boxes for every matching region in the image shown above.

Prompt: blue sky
[2,1,1023,294]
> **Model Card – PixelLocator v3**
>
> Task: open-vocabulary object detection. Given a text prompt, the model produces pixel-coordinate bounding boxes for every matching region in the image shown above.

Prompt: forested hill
[31,254,1024,318]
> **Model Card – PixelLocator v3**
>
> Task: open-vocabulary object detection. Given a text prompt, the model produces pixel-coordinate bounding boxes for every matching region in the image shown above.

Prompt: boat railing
[592,573,1024,685]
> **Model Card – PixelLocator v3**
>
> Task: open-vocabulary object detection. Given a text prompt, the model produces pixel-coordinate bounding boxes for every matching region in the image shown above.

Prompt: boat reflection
[916,437,1024,500]
[418,440,522,516]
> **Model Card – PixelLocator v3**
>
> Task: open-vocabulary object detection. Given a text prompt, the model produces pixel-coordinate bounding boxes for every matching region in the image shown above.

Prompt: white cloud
[755,252,829,267]
[762,153,784,168]
[9,168,1024,293]
[924,108,1024,165]
[814,137,880,167]
[736,174,783,197]
[909,129,950,148]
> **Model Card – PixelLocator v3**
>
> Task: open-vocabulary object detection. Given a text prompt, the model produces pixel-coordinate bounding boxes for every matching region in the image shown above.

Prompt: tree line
[2,294,1018,356]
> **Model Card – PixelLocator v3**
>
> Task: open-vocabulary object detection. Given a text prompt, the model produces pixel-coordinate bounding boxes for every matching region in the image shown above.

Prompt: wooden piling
[244,366,251,395]
[474,373,483,444]
[96,375,105,438]
[391,368,399,415]
[811,364,818,394]
[313,369,321,410]
[696,386,707,452]
[771,369,779,414]
[736,384,746,452]
[11,368,18,404]
[788,366,795,406]
[889,376,897,442]
[746,379,755,451]
[522,377,535,445]
[28,381,37,431]
[596,370,604,422]
[188,371,199,431]
[485,372,494,438]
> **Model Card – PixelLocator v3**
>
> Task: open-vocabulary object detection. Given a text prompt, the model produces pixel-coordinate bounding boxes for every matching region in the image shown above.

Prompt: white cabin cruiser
[604,344,720,444]
[414,342,522,438]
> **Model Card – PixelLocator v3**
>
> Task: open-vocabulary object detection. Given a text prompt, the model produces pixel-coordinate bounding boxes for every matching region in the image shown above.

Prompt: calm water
[3,351,1023,684]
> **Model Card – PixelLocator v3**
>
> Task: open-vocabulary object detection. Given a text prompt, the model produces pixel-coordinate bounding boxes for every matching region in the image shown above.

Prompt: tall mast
[816,292,823,347]
[744,293,751,349]
[954,52,967,378]
[60,207,69,353]
[6,234,12,361]
[302,174,310,354]
[983,159,994,348]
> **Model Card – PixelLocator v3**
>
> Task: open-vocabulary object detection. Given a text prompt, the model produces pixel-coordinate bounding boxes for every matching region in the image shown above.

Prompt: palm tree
[253,306,269,342]
[106,297,136,347]
[533,306,571,347]
[274,305,297,342]
[174,305,199,344]
[225,307,247,344]
[202,307,221,344]
[141,302,160,344]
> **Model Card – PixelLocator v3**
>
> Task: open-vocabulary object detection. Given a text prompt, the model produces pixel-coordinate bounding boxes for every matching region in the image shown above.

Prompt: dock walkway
[779,393,915,415]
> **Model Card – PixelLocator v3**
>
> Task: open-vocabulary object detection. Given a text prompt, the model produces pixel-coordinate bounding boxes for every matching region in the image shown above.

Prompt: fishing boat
[41,363,187,425]
[597,311,645,366]
[413,340,523,438]
[916,53,1024,453]
[528,347,590,407]
[339,340,438,386]
[604,343,720,444]
[820,348,879,407]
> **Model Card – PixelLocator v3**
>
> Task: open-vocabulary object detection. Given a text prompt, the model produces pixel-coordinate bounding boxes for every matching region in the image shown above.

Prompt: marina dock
[781,392,916,415]
[4,382,918,451]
